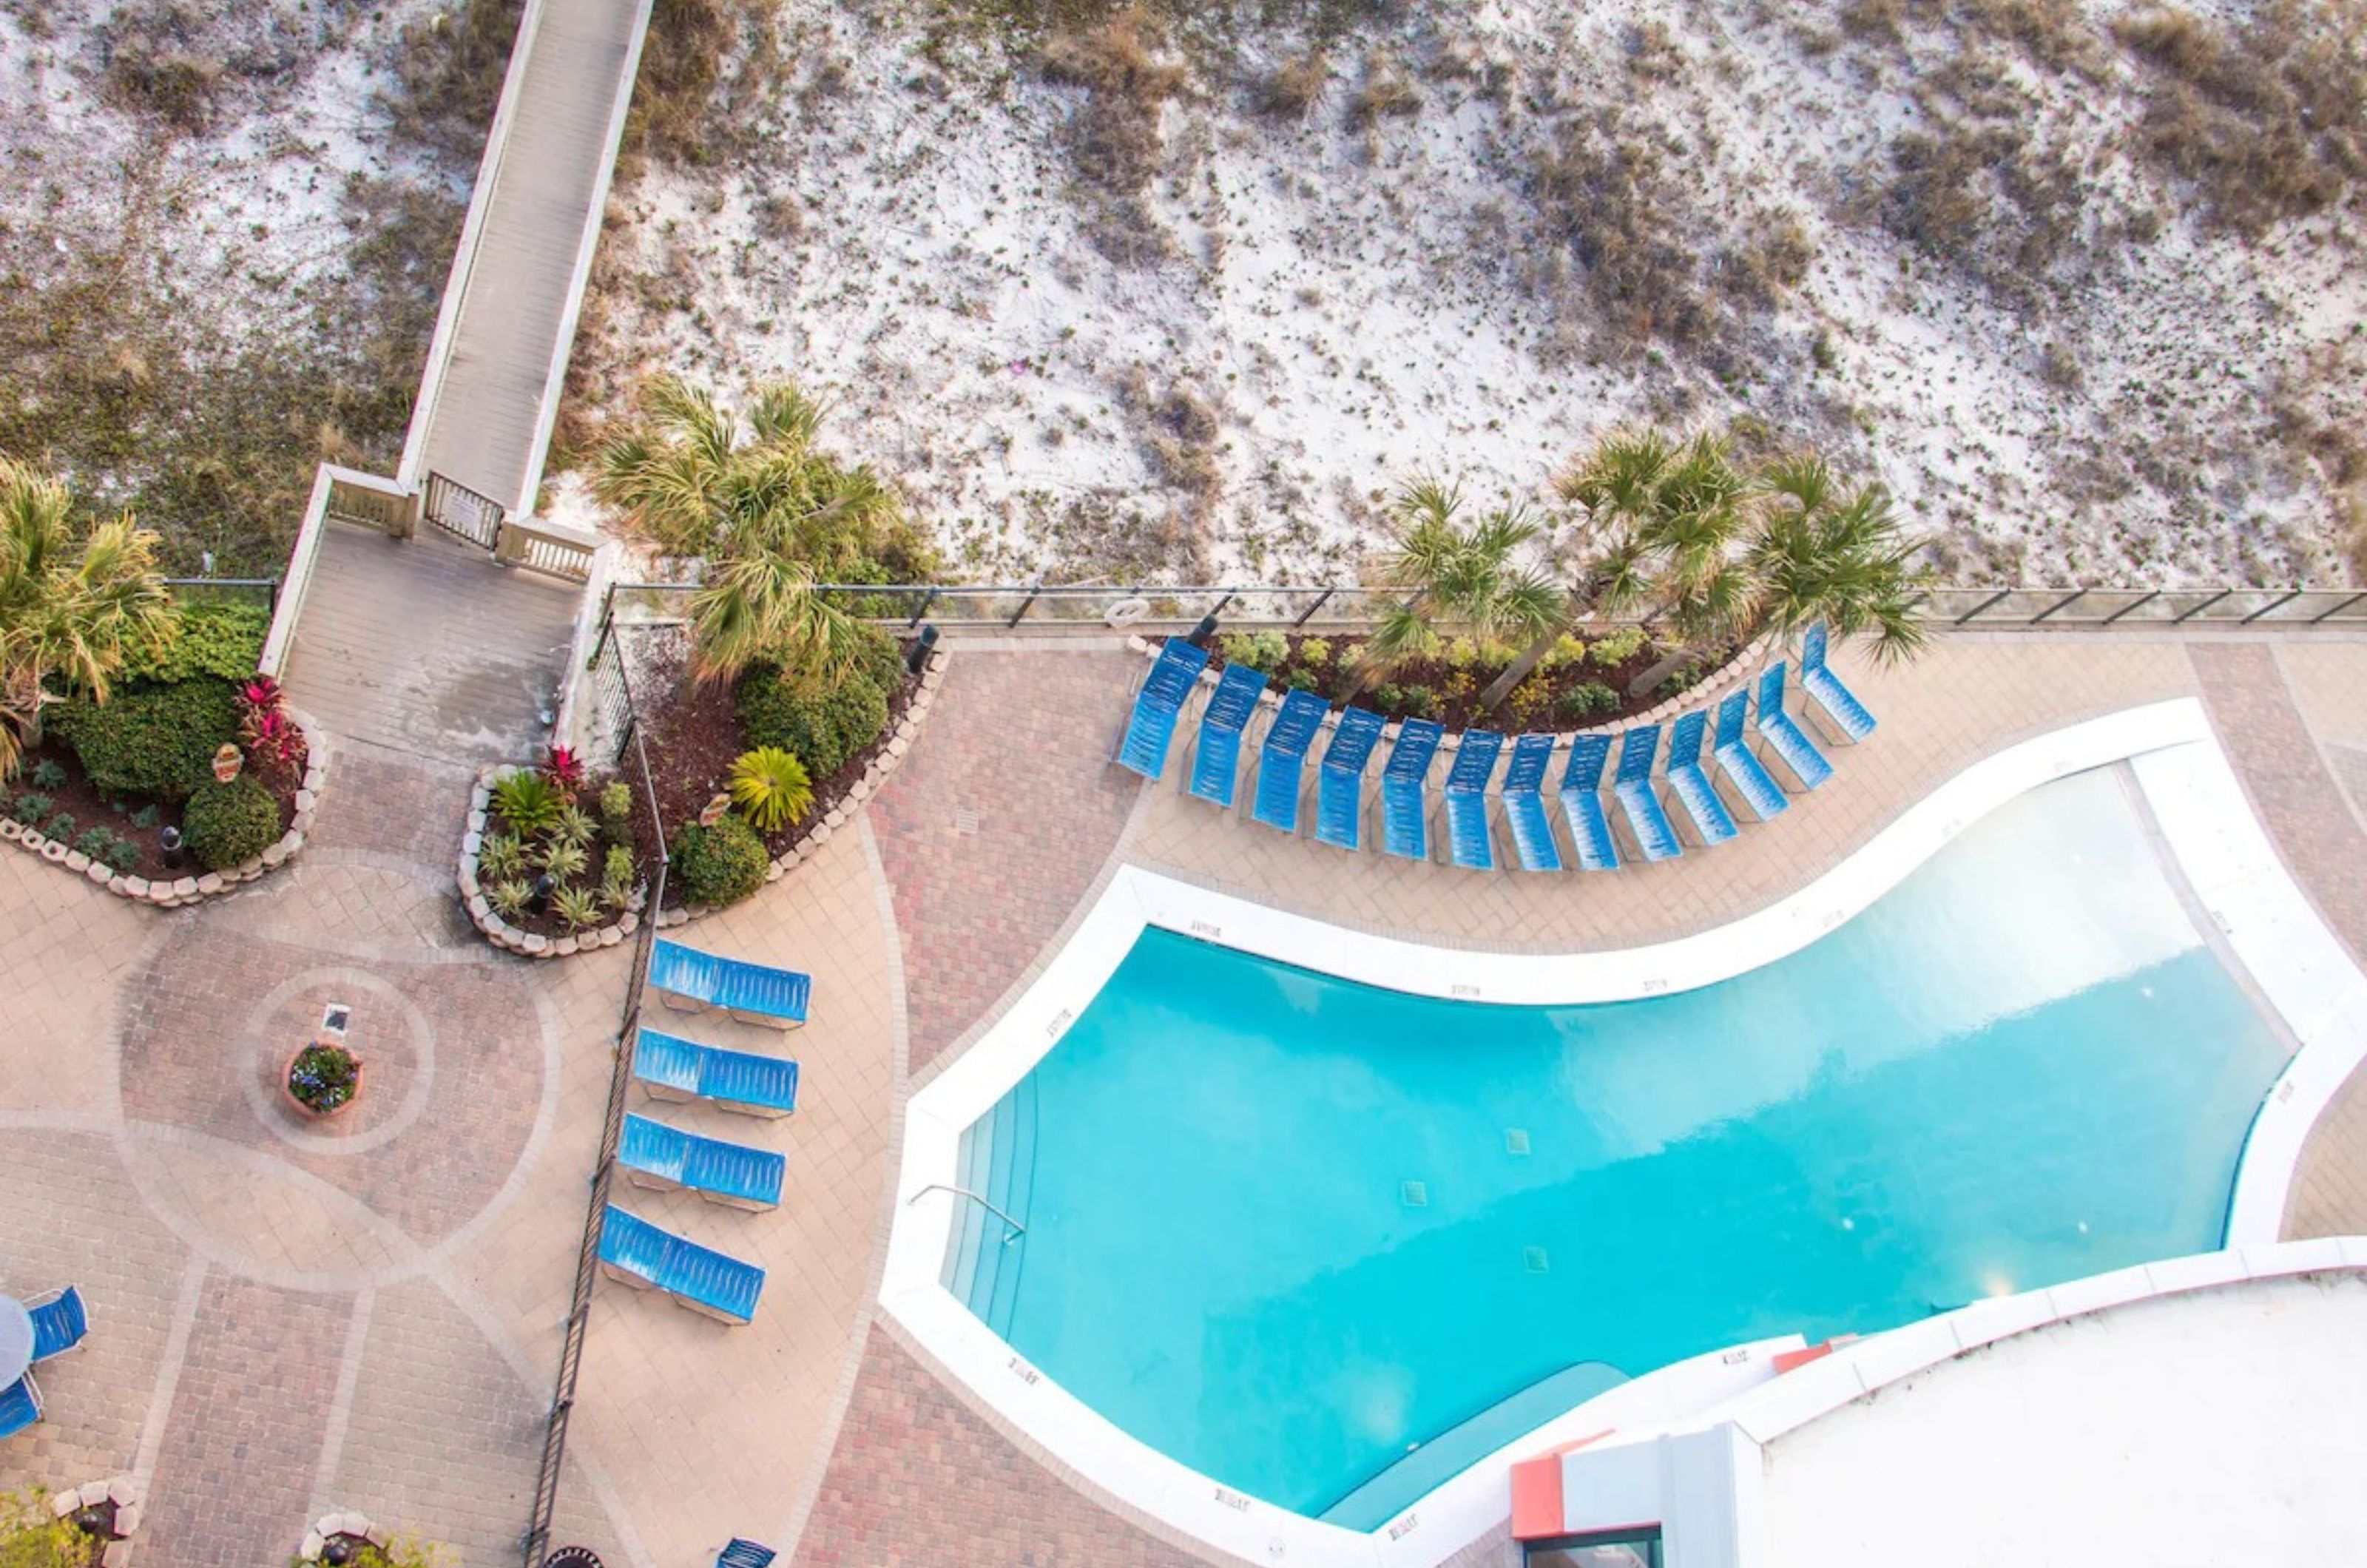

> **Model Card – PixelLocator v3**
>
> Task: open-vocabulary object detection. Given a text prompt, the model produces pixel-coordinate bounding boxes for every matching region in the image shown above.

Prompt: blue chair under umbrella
[0,1373,40,1439]
[25,1287,84,1362]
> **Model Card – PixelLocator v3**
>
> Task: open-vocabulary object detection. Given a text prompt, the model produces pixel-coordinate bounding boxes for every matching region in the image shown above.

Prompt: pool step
[939,1077,1038,1334]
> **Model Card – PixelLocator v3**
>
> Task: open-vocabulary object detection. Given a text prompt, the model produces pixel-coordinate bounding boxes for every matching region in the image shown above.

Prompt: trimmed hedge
[734,664,891,781]
[50,679,240,801]
[118,601,270,686]
[671,815,767,908]
[182,774,280,870]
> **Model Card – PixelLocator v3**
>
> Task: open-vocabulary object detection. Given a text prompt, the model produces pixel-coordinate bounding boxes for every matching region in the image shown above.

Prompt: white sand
[579,0,2366,587]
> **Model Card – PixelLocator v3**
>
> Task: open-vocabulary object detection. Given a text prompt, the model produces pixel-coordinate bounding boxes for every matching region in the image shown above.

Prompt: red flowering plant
[541,743,587,800]
[237,677,308,781]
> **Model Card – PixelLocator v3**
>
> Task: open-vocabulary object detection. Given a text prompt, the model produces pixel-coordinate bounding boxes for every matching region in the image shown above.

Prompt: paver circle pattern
[117,907,552,1280]
[234,967,436,1155]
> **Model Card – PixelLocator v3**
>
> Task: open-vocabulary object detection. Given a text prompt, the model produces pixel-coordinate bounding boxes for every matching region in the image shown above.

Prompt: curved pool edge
[882,697,2367,1568]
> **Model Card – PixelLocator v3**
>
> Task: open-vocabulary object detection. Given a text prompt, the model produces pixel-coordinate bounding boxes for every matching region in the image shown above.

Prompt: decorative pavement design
[2,632,2366,1568]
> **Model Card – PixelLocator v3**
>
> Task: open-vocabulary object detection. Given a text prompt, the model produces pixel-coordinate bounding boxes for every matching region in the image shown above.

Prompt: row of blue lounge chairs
[597,940,813,1328]
[0,1287,91,1442]
[1118,621,1877,871]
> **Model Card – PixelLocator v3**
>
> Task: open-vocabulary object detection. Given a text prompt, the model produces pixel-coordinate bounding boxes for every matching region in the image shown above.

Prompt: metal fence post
[1293,589,1334,626]
[1007,584,1041,628]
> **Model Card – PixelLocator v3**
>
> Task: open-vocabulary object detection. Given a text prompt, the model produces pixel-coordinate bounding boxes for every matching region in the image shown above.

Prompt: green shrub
[1373,683,1406,713]
[1588,627,1648,666]
[181,775,279,870]
[1539,634,1590,672]
[489,879,532,919]
[1216,629,1289,672]
[50,679,240,801]
[42,814,74,842]
[129,804,161,831]
[478,831,525,880]
[27,759,66,791]
[728,746,814,832]
[490,771,564,834]
[538,839,589,882]
[600,845,636,910]
[550,805,598,851]
[1298,636,1333,668]
[73,827,118,861]
[102,839,140,874]
[115,601,269,686]
[1284,666,1323,692]
[8,794,50,825]
[672,815,767,908]
[598,780,635,835]
[1559,681,1621,720]
[552,885,601,932]
[734,664,888,780]
[1399,686,1442,719]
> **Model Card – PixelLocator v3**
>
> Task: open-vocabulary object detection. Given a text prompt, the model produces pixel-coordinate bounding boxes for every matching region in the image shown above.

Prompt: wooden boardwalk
[285,523,581,763]
[408,0,652,515]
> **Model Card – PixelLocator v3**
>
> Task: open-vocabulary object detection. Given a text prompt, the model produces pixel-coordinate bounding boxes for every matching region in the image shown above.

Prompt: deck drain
[1504,1129,1530,1156]
[1524,1246,1550,1274]
[952,807,982,835]
[1400,1180,1428,1208]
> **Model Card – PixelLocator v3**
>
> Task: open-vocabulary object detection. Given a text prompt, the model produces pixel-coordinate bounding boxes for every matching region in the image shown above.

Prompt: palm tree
[1476,429,1755,711]
[1345,478,1563,700]
[0,458,176,781]
[594,376,899,683]
[1746,455,1931,665]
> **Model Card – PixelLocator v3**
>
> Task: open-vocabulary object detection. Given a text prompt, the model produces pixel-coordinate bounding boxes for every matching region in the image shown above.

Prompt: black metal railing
[594,578,2367,636]
[520,646,667,1568]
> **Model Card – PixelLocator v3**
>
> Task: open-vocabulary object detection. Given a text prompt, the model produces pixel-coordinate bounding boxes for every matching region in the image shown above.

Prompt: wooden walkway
[284,523,581,763]
[406,0,652,516]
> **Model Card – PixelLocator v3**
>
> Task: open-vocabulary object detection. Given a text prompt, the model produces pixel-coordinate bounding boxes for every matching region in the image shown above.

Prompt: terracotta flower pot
[282,1044,364,1121]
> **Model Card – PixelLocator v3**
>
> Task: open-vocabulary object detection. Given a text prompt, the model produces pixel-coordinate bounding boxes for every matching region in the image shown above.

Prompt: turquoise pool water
[941,767,2288,1527]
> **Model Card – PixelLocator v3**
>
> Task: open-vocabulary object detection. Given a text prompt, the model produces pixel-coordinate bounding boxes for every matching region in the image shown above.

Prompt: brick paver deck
[870,649,1142,1074]
[11,629,2367,1568]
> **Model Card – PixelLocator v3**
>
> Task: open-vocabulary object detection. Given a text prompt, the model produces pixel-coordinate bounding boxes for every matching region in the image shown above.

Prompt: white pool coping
[881,697,2367,1567]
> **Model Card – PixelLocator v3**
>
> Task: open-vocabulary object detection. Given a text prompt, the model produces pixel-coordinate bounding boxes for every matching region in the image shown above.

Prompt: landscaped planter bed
[1202,627,1740,733]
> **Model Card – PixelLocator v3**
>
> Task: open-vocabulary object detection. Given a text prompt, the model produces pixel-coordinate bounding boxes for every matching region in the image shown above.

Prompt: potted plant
[283,1041,363,1120]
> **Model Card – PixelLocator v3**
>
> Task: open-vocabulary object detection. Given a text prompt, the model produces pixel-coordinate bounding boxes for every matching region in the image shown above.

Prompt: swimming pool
[938,766,2289,1527]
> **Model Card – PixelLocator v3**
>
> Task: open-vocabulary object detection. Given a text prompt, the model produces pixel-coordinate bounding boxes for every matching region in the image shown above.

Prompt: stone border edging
[299,1508,391,1561]
[457,650,948,956]
[0,706,328,910]
[49,1473,141,1565]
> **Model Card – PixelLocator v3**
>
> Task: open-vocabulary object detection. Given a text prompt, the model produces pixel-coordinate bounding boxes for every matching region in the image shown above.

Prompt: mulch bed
[1211,632,1735,733]
[624,631,917,907]
[4,736,300,882]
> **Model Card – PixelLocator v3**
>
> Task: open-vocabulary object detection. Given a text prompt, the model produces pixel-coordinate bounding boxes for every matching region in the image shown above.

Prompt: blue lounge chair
[1613,726,1683,863]
[597,1206,766,1325]
[1185,663,1269,807]
[1756,663,1834,791]
[649,939,811,1030]
[1664,709,1738,847]
[1380,719,1444,861]
[25,1288,84,1362]
[1115,638,1210,779]
[633,1028,800,1119]
[1314,707,1386,851]
[0,1373,39,1439]
[1799,621,1877,742]
[1444,731,1505,871]
[1557,733,1620,872]
[716,1543,776,1568]
[1500,734,1562,872]
[1250,689,1331,834]
[619,1113,786,1211]
[1713,689,1789,822]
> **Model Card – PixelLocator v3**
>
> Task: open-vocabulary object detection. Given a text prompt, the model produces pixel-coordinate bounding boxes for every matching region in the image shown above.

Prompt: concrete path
[408,0,652,515]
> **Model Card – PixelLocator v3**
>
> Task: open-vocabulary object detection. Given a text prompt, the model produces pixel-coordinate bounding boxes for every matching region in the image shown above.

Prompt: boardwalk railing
[260,464,421,678]
[494,515,600,581]
[593,579,2367,637]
